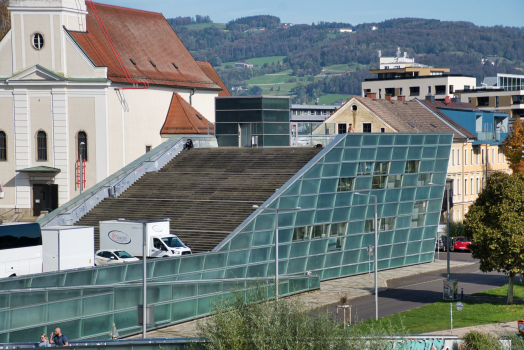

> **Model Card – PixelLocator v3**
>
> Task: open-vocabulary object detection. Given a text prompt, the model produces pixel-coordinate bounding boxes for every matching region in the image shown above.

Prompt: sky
[96,0,524,27]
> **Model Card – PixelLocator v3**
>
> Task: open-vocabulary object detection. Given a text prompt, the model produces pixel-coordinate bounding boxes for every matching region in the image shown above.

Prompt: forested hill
[168,16,524,103]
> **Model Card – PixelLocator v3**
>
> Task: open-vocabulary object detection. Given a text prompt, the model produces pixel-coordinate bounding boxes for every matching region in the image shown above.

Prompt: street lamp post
[354,192,378,320]
[252,205,301,301]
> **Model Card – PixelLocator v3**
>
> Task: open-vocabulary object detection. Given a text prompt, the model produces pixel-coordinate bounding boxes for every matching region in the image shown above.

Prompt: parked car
[453,236,472,252]
[95,249,139,266]
[436,235,449,251]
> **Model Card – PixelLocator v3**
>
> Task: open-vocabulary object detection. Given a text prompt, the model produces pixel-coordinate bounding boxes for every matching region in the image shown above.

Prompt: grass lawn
[327,33,337,39]
[223,56,287,67]
[183,23,226,30]
[473,282,524,299]
[306,94,352,105]
[323,64,350,72]
[246,74,291,85]
[259,83,298,95]
[361,300,524,334]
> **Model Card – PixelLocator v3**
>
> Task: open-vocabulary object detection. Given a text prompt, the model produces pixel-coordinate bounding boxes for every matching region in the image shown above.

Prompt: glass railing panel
[48,298,81,322]
[82,293,113,316]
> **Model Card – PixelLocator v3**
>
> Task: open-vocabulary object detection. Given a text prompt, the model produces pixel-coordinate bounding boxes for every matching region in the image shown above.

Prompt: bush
[449,221,464,238]
[188,284,406,350]
[461,331,500,350]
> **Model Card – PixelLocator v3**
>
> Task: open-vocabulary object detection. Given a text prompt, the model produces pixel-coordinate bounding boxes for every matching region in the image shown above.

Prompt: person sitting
[183,139,194,150]
[38,334,52,347]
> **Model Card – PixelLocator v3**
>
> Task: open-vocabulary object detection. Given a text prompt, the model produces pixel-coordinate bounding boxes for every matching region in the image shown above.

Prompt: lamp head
[252,205,259,208]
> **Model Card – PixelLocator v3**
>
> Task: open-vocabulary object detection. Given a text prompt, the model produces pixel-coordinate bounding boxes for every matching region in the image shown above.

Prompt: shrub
[461,331,500,350]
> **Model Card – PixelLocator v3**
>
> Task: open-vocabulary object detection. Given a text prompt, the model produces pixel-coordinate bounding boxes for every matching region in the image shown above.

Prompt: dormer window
[32,33,44,50]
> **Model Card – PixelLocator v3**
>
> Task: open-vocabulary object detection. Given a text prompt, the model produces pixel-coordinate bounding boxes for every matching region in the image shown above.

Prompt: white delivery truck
[41,226,95,272]
[99,219,191,258]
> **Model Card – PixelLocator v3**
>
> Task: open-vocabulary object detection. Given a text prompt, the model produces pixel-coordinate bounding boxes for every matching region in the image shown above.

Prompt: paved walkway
[128,259,474,338]
[424,321,520,337]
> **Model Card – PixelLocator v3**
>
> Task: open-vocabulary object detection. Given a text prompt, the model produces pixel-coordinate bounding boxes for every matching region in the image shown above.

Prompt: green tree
[465,172,524,304]
[0,0,10,41]
[502,117,524,173]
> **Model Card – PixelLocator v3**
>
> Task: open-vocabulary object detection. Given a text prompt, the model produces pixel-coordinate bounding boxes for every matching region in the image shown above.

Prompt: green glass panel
[389,161,407,173]
[354,177,372,191]
[268,198,279,209]
[283,181,302,196]
[287,258,307,274]
[398,201,414,215]
[202,269,225,279]
[203,253,227,270]
[340,162,358,177]
[422,146,437,159]
[400,188,416,201]
[295,210,315,226]
[431,173,446,185]
[345,134,362,146]
[425,212,440,226]
[436,146,451,158]
[253,230,274,247]
[317,194,335,208]
[344,234,362,250]
[359,249,371,263]
[225,267,246,279]
[392,147,408,160]
[198,282,222,296]
[379,134,395,145]
[307,255,326,270]
[396,215,411,229]
[370,190,386,203]
[335,192,353,207]
[227,250,250,267]
[323,267,341,279]
[301,179,321,194]
[11,304,45,329]
[196,295,216,316]
[379,230,394,246]
[178,272,202,280]
[83,293,113,317]
[325,148,343,162]
[255,214,275,231]
[421,240,435,252]
[385,189,401,202]
[9,325,46,343]
[409,227,424,241]
[48,289,82,301]
[83,314,111,338]
[411,135,425,145]
[378,245,392,259]
[343,148,360,161]
[439,134,453,145]
[415,187,431,201]
[376,147,393,161]
[179,255,205,274]
[332,207,350,222]
[314,209,333,224]
[424,226,438,240]
[48,298,81,322]
[279,196,299,209]
[430,186,445,199]
[219,241,231,251]
[408,147,423,159]
[114,309,137,330]
[278,228,293,244]
[434,159,449,172]
[154,303,171,323]
[411,214,426,227]
[290,242,310,258]
[172,299,197,322]
[10,291,46,308]
[325,252,343,267]
[382,203,399,216]
[278,212,296,227]
[64,270,95,286]
[360,148,377,161]
[322,163,341,177]
[240,219,255,233]
[390,256,405,267]
[417,173,432,186]
[250,247,271,263]
[395,135,410,145]
[347,220,365,235]
[341,264,358,275]
[247,263,268,277]
[349,205,367,221]
[320,178,338,193]
[425,134,439,145]
[391,243,407,257]
[31,274,62,288]
[299,195,318,209]
[114,286,141,310]
[362,134,379,146]
[402,174,418,187]
[407,241,423,255]
[419,160,435,173]
[229,232,253,250]
[124,262,153,281]
[393,229,409,243]
[309,239,328,255]
[362,233,375,247]
[151,259,179,278]
[303,164,323,179]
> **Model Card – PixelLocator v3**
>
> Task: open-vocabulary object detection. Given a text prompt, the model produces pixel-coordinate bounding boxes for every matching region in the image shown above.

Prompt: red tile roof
[418,99,477,139]
[161,93,214,135]
[69,3,221,90]
[197,61,231,97]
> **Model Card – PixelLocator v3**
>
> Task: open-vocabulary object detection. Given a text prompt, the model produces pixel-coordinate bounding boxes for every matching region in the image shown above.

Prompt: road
[322,252,511,322]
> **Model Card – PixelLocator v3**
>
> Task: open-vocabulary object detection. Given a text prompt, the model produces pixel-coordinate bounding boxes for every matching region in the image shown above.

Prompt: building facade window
[481,149,484,165]
[0,131,6,161]
[451,149,455,166]
[37,131,47,161]
[464,149,467,165]
[492,148,495,164]
[363,123,372,133]
[32,33,44,50]
[409,86,420,96]
[464,179,467,195]
[470,177,473,196]
[78,131,87,161]
[471,149,473,166]
[457,150,460,165]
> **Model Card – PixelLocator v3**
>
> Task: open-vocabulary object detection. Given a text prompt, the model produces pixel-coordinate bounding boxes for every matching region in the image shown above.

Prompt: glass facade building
[0,133,451,341]
[215,96,290,147]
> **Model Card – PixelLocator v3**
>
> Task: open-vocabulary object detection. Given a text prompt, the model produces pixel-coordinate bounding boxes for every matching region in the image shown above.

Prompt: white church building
[0,0,229,219]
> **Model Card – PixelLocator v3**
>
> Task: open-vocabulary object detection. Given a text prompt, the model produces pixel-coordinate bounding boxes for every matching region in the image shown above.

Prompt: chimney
[425,95,435,103]
[397,96,406,102]
[385,94,392,101]
[452,97,461,104]
[366,93,377,100]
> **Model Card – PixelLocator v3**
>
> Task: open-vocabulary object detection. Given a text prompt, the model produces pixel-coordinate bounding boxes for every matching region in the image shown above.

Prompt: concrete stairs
[75,147,321,252]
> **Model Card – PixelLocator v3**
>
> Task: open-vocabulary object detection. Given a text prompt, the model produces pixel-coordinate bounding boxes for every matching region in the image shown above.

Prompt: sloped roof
[418,99,477,139]
[197,61,231,97]
[161,93,214,134]
[69,3,221,90]
[354,97,468,140]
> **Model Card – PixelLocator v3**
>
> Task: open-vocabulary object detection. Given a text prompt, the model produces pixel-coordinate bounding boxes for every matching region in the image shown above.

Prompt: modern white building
[0,0,229,219]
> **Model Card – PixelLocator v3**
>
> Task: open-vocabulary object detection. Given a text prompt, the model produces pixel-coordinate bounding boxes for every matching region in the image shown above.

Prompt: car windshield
[456,238,467,242]
[114,251,134,259]
[162,236,185,248]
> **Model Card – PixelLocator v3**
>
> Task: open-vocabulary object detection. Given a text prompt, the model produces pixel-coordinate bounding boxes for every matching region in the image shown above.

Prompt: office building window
[363,123,372,133]
[37,131,47,161]
[78,131,88,161]
[409,86,420,96]
[435,85,446,95]
[428,86,431,94]
[0,131,5,161]
[478,97,489,106]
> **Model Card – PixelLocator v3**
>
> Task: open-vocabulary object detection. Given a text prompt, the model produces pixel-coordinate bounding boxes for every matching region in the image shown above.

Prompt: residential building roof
[351,97,469,140]
[482,76,498,87]
[417,99,477,139]
[196,61,231,97]
[161,93,214,135]
[69,3,221,90]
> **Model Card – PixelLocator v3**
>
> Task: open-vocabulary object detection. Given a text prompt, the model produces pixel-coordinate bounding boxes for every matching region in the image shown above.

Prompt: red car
[453,236,472,252]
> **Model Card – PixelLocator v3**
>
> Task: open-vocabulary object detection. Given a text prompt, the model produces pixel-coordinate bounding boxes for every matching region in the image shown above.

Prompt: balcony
[476,131,507,142]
